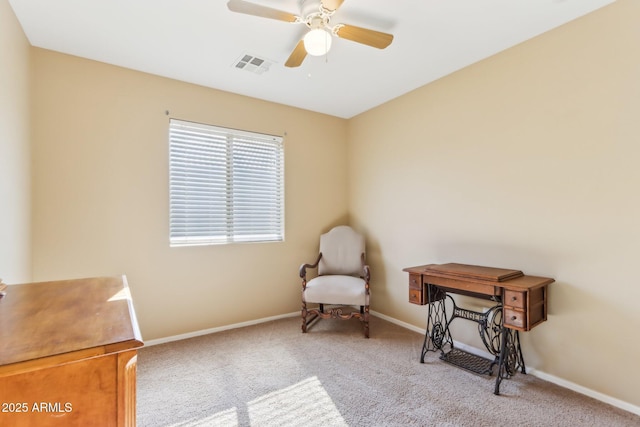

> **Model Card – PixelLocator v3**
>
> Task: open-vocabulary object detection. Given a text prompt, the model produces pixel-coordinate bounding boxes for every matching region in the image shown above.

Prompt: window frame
[168,118,285,247]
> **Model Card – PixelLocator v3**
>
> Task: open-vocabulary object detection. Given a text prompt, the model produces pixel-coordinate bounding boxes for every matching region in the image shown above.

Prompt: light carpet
[136,315,639,426]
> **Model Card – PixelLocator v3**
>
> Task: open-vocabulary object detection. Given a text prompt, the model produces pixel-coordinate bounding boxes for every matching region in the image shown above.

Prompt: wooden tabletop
[404,263,554,295]
[0,276,143,370]
[416,263,524,282]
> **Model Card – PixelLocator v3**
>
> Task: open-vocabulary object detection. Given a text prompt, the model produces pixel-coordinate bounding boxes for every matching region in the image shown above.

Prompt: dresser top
[0,276,143,368]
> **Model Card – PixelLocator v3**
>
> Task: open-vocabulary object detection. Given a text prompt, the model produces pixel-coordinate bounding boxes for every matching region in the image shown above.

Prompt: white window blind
[169,119,284,246]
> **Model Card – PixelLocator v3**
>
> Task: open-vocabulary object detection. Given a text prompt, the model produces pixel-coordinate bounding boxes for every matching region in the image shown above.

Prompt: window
[169,119,284,246]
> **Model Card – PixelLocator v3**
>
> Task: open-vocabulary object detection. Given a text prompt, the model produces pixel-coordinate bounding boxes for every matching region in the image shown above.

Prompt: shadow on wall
[355,226,386,312]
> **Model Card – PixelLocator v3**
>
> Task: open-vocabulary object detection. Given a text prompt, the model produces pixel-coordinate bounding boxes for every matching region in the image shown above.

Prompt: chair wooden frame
[299,252,371,338]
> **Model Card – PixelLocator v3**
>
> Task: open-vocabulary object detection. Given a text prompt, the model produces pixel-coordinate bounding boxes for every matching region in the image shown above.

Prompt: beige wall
[348,0,640,408]
[0,0,31,283]
[30,49,349,340]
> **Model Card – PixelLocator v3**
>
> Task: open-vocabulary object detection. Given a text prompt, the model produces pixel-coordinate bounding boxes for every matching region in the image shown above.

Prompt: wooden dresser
[0,276,143,426]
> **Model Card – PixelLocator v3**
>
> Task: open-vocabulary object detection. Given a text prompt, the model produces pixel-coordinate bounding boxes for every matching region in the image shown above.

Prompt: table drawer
[409,273,422,289]
[409,288,425,305]
[504,308,525,330]
[504,290,526,309]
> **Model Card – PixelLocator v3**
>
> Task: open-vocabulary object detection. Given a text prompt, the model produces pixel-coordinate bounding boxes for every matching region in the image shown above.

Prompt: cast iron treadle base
[440,348,495,376]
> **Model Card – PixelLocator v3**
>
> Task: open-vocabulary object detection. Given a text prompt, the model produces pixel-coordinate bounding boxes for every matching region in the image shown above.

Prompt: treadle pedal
[440,348,495,376]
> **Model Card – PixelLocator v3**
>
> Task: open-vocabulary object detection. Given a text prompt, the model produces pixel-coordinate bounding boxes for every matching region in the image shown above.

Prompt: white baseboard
[527,368,640,416]
[143,311,299,347]
[371,310,640,417]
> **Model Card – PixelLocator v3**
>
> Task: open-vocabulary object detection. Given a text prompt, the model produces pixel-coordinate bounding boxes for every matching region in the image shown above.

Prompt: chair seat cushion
[303,275,367,306]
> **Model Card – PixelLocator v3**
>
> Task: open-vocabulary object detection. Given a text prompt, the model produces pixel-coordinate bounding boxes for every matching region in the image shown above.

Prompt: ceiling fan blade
[335,24,394,49]
[227,0,298,23]
[321,0,345,12]
[285,40,307,68]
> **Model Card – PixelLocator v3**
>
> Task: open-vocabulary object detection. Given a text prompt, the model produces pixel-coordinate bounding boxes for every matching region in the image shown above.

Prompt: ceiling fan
[227,0,394,68]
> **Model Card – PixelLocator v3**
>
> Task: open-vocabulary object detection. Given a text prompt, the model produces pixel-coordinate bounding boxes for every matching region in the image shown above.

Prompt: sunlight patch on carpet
[247,376,347,426]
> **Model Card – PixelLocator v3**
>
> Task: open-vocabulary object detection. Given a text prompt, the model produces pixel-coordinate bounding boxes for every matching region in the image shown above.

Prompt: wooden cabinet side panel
[526,286,548,330]
[0,354,117,427]
[117,350,138,427]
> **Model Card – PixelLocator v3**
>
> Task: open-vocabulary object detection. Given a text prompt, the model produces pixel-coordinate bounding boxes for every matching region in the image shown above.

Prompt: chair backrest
[318,226,365,276]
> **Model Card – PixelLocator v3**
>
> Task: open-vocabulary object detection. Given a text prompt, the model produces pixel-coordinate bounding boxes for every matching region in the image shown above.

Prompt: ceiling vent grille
[234,54,273,75]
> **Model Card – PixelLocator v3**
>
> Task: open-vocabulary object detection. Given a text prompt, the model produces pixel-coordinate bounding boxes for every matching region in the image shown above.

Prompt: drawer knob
[511,316,517,320]
[512,296,517,301]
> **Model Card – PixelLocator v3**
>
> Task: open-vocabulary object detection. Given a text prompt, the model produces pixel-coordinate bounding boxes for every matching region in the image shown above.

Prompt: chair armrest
[299,253,322,279]
[361,253,370,282]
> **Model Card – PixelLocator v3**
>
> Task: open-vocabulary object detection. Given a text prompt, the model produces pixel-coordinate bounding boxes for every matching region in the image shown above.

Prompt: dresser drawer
[504,290,526,309]
[504,308,525,330]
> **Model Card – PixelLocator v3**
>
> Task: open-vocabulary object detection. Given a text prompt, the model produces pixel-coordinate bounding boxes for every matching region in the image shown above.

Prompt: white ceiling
[9,0,615,118]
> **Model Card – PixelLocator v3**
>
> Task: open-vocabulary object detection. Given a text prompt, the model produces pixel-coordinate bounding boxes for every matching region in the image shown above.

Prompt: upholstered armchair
[299,225,371,338]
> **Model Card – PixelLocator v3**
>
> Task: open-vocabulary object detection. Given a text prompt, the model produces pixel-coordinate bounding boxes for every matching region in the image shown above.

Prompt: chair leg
[301,302,308,333]
[319,303,324,313]
[363,305,370,338]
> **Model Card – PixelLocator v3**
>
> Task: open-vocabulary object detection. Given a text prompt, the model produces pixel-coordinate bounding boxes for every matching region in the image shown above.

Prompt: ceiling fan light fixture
[303,28,332,56]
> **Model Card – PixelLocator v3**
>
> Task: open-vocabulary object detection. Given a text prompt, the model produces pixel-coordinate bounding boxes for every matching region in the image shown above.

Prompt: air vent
[233,54,273,75]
